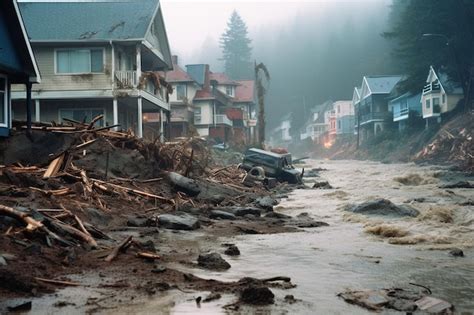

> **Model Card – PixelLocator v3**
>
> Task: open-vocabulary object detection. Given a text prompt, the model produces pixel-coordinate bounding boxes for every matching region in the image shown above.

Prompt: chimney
[204,64,210,90]
[171,55,178,65]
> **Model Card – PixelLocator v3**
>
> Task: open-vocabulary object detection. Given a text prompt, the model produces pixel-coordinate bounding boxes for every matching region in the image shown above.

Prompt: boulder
[197,253,231,270]
[226,207,261,217]
[224,245,240,256]
[312,181,333,189]
[240,286,275,305]
[209,210,236,220]
[449,248,464,257]
[166,172,201,197]
[440,181,474,189]
[158,213,200,231]
[347,199,419,217]
[126,217,148,227]
[265,212,292,219]
[254,196,279,211]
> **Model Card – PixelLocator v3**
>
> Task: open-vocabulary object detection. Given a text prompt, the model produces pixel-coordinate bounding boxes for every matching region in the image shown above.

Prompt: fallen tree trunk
[0,204,73,246]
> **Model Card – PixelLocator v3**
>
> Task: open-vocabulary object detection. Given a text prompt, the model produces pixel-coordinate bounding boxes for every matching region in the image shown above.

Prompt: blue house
[0,0,40,136]
[389,92,422,131]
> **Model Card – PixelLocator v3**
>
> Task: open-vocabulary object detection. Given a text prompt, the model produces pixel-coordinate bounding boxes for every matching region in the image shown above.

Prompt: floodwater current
[15,160,474,314]
[166,159,474,314]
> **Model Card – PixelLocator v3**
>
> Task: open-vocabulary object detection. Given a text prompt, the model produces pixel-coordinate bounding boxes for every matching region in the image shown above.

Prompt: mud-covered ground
[2,159,473,314]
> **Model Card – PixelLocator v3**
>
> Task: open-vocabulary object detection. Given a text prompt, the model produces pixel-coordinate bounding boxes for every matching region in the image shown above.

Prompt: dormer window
[226,86,234,96]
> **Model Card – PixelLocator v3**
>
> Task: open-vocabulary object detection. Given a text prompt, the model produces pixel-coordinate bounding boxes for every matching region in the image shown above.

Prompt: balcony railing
[360,112,391,124]
[393,107,409,119]
[115,70,138,88]
[215,114,233,126]
[423,81,441,94]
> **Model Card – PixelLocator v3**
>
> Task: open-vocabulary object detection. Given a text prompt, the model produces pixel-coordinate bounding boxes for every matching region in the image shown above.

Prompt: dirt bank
[309,111,474,173]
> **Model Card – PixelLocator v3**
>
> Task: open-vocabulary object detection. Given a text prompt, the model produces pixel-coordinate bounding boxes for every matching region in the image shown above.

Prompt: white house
[421,66,463,126]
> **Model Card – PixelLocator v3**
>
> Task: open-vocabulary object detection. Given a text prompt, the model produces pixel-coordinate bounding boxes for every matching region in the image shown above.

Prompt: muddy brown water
[8,160,474,314]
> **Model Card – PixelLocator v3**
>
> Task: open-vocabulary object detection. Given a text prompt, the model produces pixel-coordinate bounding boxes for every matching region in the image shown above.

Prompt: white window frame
[58,108,106,125]
[226,85,234,97]
[54,48,106,75]
[176,84,187,100]
[0,74,8,128]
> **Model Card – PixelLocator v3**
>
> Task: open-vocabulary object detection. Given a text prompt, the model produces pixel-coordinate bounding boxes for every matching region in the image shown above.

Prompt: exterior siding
[12,44,113,93]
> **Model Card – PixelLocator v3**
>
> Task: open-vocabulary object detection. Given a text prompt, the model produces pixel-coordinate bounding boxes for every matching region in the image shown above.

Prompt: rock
[265,212,292,219]
[140,240,156,252]
[0,256,7,266]
[7,301,32,312]
[197,253,231,270]
[284,295,300,304]
[151,265,167,274]
[347,199,419,217]
[226,207,261,217]
[254,196,278,211]
[166,172,201,197]
[449,248,464,257]
[240,286,275,305]
[312,181,333,189]
[203,293,222,303]
[209,210,236,220]
[440,181,474,189]
[158,214,200,231]
[296,221,329,228]
[224,245,240,256]
[127,217,148,227]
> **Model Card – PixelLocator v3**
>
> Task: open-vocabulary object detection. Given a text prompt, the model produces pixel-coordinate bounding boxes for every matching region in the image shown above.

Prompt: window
[425,99,431,109]
[337,105,340,114]
[0,77,6,126]
[194,107,201,123]
[56,49,104,74]
[176,84,186,100]
[337,120,341,130]
[59,108,105,126]
[226,86,234,96]
[442,94,446,104]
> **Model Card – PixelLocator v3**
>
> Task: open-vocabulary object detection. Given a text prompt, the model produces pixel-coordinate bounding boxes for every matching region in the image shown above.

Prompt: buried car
[241,148,302,184]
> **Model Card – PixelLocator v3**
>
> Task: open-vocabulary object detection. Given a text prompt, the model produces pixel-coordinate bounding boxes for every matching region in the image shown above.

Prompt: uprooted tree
[255,62,270,149]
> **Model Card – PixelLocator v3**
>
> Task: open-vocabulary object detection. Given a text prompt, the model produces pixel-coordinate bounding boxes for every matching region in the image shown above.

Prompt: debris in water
[394,173,436,186]
[239,286,275,305]
[364,224,409,238]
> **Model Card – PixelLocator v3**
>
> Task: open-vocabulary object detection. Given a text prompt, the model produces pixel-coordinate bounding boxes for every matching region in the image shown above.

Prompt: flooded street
[15,160,474,314]
[167,159,474,314]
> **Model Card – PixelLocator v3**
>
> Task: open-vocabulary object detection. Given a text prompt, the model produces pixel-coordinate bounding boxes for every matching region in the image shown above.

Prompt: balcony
[393,107,409,121]
[215,114,233,126]
[360,112,391,125]
[115,70,138,89]
[423,81,441,94]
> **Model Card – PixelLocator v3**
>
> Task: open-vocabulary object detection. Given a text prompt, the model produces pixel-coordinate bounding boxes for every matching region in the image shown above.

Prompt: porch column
[137,97,143,138]
[166,111,171,141]
[136,44,142,83]
[113,98,118,131]
[35,99,40,122]
[25,82,32,132]
[160,108,164,142]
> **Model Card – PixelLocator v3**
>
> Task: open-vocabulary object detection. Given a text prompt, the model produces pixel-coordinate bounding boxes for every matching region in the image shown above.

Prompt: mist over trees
[220,11,253,80]
[252,1,395,133]
[384,0,474,94]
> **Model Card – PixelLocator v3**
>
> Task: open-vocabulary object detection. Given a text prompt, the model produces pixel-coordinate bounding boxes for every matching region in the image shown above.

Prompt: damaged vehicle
[241,148,302,184]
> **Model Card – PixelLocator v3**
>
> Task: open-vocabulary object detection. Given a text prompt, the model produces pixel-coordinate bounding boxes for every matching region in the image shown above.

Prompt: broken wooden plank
[43,153,65,179]
[104,235,133,262]
[136,252,160,260]
[35,277,82,287]
[87,114,104,130]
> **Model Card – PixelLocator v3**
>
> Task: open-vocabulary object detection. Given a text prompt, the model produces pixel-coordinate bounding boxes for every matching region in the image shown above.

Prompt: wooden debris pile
[415,112,473,172]
[0,116,265,250]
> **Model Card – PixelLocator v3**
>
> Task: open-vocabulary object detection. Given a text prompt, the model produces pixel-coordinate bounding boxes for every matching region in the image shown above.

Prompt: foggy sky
[160,0,387,66]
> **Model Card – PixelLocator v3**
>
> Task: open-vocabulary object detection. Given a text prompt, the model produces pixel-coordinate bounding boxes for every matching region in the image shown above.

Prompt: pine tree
[220,11,253,80]
[384,0,474,93]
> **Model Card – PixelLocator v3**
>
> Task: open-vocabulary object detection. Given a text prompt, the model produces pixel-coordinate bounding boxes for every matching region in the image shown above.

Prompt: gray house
[12,0,172,138]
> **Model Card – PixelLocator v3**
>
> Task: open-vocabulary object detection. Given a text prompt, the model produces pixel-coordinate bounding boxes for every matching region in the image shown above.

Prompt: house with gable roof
[0,0,41,137]
[421,66,463,126]
[12,0,172,138]
[356,75,403,141]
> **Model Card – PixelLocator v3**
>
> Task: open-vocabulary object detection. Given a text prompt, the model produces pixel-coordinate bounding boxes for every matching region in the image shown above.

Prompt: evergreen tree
[220,10,253,80]
[384,0,474,93]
